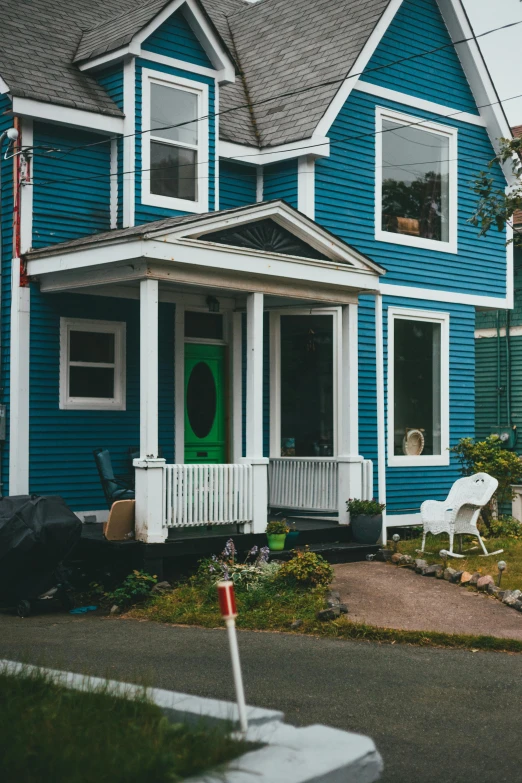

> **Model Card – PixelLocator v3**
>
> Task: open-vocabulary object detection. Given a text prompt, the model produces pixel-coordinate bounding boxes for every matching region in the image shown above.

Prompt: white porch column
[134,279,166,543]
[338,303,363,525]
[242,293,268,533]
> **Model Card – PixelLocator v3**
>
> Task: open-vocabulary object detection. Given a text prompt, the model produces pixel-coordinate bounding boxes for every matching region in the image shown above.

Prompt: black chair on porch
[93,448,135,509]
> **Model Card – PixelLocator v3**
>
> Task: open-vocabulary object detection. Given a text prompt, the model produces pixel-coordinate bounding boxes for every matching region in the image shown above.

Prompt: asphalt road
[1,611,521,783]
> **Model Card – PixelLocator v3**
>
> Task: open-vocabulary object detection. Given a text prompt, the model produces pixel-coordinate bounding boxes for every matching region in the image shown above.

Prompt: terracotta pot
[350,514,382,545]
[267,533,287,551]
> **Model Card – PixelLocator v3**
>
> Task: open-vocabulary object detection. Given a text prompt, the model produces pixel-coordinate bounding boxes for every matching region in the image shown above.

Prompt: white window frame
[141,68,209,214]
[60,318,126,411]
[387,307,449,467]
[375,107,458,254]
[269,308,341,459]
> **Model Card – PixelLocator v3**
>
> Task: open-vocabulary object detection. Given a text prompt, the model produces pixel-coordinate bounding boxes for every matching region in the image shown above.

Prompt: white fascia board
[136,50,225,82]
[12,97,123,135]
[133,0,235,83]
[354,80,487,126]
[380,281,510,310]
[476,326,522,339]
[219,137,330,165]
[437,0,513,183]
[0,75,10,94]
[27,239,147,277]
[77,45,138,72]
[314,0,404,138]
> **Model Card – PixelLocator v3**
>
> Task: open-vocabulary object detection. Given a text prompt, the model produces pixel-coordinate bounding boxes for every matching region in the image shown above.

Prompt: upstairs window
[376,108,457,253]
[142,69,209,213]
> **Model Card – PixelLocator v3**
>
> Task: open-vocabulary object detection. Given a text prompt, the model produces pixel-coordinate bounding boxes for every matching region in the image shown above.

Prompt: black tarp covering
[0,495,81,601]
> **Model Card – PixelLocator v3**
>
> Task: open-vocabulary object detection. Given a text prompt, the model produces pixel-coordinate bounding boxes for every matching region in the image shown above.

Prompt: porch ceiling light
[206,296,220,313]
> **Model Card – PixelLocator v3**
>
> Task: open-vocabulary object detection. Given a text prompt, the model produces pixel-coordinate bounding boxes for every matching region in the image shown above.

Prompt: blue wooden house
[0,0,513,545]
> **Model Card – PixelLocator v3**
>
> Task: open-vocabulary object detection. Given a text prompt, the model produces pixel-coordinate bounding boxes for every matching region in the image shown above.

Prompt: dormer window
[142,69,209,213]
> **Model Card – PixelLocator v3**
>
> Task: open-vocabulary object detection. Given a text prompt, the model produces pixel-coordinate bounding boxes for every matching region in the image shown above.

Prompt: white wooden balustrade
[269,457,374,512]
[163,464,253,527]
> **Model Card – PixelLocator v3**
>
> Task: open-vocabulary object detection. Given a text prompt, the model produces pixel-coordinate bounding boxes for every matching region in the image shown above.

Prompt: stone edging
[1,660,383,783]
[378,550,522,614]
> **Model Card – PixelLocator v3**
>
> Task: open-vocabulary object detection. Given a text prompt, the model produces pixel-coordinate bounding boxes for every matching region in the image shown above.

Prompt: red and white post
[217,580,248,734]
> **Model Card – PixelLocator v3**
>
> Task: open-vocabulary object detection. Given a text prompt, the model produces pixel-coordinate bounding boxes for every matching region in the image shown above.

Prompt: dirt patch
[333,562,522,640]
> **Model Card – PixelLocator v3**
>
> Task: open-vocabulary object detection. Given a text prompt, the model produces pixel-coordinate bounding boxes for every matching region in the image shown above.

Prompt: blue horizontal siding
[29,291,175,511]
[361,0,478,114]
[134,59,215,224]
[142,9,212,68]
[96,64,124,110]
[219,161,257,210]
[32,123,111,248]
[383,295,475,515]
[0,96,13,494]
[263,160,298,208]
[315,89,507,297]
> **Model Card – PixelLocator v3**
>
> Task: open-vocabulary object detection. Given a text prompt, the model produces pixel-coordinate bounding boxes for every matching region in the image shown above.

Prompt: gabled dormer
[76,0,236,226]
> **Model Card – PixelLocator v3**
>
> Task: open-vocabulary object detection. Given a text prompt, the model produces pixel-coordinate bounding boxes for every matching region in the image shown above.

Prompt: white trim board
[387,306,450,468]
[123,58,135,227]
[20,119,33,255]
[476,326,522,339]
[375,106,458,255]
[379,282,509,310]
[297,155,315,220]
[354,80,486,127]
[11,97,123,135]
[219,137,330,166]
[386,512,422,527]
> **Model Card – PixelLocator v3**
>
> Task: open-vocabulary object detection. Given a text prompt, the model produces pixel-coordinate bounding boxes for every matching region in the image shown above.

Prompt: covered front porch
[26,201,383,544]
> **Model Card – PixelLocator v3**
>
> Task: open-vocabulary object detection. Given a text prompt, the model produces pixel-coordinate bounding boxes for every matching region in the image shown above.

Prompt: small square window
[60,318,126,410]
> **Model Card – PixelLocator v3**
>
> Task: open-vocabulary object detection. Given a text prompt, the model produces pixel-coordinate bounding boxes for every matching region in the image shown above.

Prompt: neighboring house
[475,125,522,494]
[0,0,513,544]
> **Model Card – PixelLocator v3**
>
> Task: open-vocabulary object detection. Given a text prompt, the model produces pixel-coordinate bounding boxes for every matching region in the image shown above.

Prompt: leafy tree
[450,435,522,529]
[470,135,522,246]
[382,171,445,240]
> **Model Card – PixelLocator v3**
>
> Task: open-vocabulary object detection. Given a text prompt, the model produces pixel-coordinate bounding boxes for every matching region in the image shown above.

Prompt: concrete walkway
[1,611,521,783]
[332,562,522,639]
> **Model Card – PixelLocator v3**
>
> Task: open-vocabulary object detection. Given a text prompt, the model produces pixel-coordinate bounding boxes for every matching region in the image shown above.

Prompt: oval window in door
[187,361,217,438]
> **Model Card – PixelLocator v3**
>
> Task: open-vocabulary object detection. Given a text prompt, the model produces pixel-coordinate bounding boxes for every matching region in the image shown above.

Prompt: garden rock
[512,601,522,613]
[339,603,349,614]
[415,559,428,573]
[150,581,172,595]
[391,553,402,564]
[329,590,341,601]
[110,605,121,615]
[435,568,445,579]
[469,573,481,586]
[487,584,502,598]
[477,575,495,591]
[422,564,443,577]
[449,570,464,583]
[290,619,303,629]
[502,590,522,606]
[399,554,415,567]
[460,571,473,585]
[444,567,458,581]
[317,607,341,621]
[376,549,393,562]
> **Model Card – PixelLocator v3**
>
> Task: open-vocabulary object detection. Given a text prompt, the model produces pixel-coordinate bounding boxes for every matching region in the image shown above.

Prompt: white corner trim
[380,281,509,310]
[11,97,123,135]
[354,80,486,126]
[297,155,315,219]
[140,68,209,214]
[374,294,387,542]
[231,311,243,463]
[475,325,522,339]
[214,85,219,210]
[110,138,118,229]
[20,118,33,255]
[219,137,330,166]
[174,304,185,464]
[314,0,404,138]
[256,166,263,203]
[387,306,450,468]
[506,220,514,309]
[123,58,135,227]
[375,106,458,255]
[59,317,127,411]
[9,261,30,495]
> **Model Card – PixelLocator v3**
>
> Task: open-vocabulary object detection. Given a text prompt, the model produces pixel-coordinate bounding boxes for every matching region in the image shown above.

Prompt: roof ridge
[79,0,170,36]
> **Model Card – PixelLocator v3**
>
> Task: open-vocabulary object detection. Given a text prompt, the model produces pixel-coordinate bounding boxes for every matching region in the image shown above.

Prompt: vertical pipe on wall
[506,309,511,427]
[496,310,501,427]
[375,293,387,543]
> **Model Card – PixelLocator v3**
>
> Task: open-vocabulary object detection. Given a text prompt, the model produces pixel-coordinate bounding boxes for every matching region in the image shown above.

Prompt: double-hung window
[376,107,457,252]
[142,69,209,213]
[60,318,126,410]
[388,308,449,466]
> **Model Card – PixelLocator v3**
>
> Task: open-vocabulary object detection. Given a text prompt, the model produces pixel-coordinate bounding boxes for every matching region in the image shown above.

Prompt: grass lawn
[130,579,522,654]
[0,666,251,783]
[395,532,522,592]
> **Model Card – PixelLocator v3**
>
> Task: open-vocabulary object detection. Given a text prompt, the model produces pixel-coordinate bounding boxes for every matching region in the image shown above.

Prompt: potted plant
[346,499,386,545]
[285,521,300,548]
[266,519,289,551]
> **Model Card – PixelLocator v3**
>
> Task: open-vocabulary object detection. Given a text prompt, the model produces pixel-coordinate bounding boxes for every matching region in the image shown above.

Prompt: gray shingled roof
[0,0,392,146]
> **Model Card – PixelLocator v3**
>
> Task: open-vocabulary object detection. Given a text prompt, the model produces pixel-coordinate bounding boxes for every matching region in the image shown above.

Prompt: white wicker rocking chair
[420,473,502,558]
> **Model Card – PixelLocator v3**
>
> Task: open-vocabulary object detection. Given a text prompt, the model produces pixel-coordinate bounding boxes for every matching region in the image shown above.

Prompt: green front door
[184,343,226,463]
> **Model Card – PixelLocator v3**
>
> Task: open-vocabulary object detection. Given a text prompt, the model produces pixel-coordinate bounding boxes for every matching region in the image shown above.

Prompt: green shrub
[195,540,279,591]
[277,548,333,588]
[266,519,289,535]
[485,515,522,539]
[104,570,157,608]
[346,498,386,516]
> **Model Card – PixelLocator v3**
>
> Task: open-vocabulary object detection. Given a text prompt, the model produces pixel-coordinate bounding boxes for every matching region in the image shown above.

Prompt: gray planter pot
[351,514,382,545]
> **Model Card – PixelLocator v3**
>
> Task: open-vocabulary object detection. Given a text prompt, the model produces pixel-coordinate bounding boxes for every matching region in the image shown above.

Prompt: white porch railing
[269,457,374,512]
[163,464,253,527]
[269,458,338,512]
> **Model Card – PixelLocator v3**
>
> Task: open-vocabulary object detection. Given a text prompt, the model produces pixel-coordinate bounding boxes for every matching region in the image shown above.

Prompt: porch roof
[27,200,385,302]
